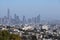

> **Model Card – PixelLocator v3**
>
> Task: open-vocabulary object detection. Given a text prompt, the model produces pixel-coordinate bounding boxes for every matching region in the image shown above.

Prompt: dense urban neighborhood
[0,24,60,40]
[0,0,60,40]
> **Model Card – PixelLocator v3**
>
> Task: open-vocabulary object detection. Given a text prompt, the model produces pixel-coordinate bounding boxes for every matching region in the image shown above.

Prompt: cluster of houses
[0,24,60,40]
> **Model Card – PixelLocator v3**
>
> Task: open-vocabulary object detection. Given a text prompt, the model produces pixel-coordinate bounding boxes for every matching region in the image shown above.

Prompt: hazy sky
[0,0,60,20]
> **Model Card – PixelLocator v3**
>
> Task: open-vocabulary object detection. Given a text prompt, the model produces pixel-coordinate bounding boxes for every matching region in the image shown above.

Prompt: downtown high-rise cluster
[0,9,40,25]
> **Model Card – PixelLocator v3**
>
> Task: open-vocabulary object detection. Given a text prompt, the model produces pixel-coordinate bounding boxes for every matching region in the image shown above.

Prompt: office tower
[14,14,20,25]
[0,18,1,24]
[8,15,13,25]
[7,9,10,19]
[32,17,37,24]
[16,16,20,25]
[31,17,34,24]
[34,17,37,24]
[37,14,40,24]
[22,16,26,25]
[14,14,18,25]
[3,16,8,25]
[7,8,10,25]
[1,18,4,24]
[28,18,31,24]
[14,14,17,19]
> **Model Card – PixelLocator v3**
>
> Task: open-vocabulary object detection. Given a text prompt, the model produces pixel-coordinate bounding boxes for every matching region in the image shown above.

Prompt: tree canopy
[0,30,22,40]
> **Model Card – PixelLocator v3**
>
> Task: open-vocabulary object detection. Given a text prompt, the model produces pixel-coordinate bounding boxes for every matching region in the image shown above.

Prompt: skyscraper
[14,14,18,25]
[7,8,10,25]
[14,14,17,19]
[0,18,1,24]
[15,16,20,25]
[22,16,26,25]
[32,17,37,24]
[7,8,10,19]
[14,14,20,25]
[28,18,32,24]
[37,14,40,24]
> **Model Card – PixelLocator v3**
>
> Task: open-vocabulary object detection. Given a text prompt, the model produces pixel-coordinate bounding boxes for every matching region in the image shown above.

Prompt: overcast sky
[0,0,60,21]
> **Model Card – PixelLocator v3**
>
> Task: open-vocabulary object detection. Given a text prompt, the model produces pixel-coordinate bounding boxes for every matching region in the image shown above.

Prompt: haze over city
[0,0,60,21]
[1,0,60,40]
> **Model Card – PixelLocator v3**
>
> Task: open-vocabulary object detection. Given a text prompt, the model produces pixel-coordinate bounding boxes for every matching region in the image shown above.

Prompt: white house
[42,25,49,30]
[22,26,34,30]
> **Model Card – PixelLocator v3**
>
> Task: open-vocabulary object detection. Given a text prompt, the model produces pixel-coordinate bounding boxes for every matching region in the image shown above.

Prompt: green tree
[9,34,22,40]
[0,30,10,40]
[0,30,22,40]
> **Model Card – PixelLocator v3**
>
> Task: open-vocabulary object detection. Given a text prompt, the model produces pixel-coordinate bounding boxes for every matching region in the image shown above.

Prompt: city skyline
[0,0,60,20]
[0,9,41,25]
[0,0,60,40]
